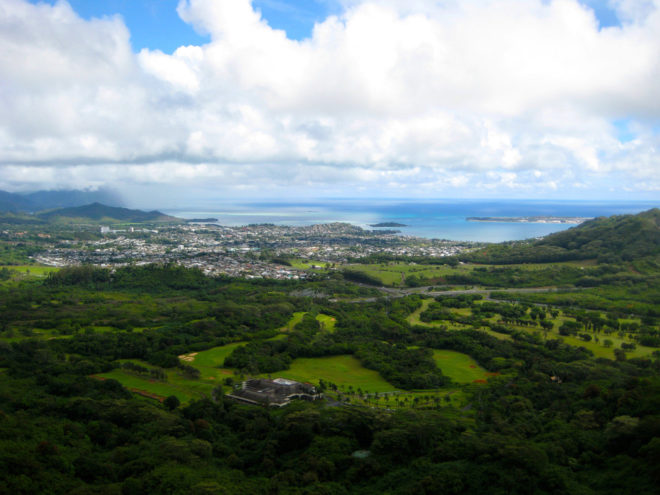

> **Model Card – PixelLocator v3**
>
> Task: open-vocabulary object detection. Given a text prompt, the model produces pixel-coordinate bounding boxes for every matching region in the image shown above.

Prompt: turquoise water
[165,199,658,242]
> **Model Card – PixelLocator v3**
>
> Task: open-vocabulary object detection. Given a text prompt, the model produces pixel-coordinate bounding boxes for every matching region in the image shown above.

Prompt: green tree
[164,395,181,410]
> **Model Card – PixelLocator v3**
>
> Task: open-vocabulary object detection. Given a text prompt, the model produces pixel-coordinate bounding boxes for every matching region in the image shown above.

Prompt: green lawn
[99,349,482,410]
[432,350,490,384]
[0,327,71,342]
[95,369,201,403]
[503,260,598,270]
[348,388,469,412]
[180,342,245,370]
[345,260,603,287]
[316,314,337,332]
[282,311,306,331]
[409,298,656,356]
[407,299,432,326]
[288,259,330,269]
[478,328,513,341]
[278,312,336,333]
[345,263,474,287]
[407,299,471,331]
[96,343,250,403]
[259,355,397,393]
[502,313,654,359]
[0,265,60,286]
[1,265,60,276]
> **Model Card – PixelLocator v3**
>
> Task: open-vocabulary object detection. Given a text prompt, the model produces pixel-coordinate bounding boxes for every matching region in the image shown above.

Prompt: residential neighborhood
[32,222,473,279]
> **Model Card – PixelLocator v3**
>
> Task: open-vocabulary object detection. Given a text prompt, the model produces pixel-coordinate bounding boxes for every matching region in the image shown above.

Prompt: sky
[0,0,659,207]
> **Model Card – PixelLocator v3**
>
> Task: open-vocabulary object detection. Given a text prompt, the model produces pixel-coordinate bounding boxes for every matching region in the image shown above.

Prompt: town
[31,222,473,279]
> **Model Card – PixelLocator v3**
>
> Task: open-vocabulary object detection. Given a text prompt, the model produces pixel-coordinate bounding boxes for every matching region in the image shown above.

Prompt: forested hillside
[0,188,123,212]
[37,203,179,223]
[462,208,660,264]
[1,211,659,494]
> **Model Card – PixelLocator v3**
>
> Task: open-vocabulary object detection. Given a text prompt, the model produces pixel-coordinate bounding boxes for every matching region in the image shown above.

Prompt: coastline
[163,200,656,242]
[466,216,593,224]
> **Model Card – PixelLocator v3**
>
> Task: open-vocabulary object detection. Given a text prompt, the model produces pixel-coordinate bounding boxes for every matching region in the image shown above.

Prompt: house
[226,378,322,407]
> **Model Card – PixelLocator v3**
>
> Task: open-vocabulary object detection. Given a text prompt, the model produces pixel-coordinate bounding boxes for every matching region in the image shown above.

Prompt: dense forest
[1,210,660,494]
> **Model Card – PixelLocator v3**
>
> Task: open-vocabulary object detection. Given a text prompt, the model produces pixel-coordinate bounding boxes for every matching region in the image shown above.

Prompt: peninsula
[467,216,592,224]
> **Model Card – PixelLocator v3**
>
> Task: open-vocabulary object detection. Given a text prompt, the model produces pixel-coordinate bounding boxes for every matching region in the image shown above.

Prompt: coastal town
[31,222,473,279]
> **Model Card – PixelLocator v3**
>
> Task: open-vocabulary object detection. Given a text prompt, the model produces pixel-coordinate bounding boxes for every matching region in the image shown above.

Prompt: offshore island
[370,222,408,227]
[467,215,592,224]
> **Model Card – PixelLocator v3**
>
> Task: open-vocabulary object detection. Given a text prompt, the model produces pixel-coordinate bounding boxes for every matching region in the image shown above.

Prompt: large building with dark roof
[226,378,322,407]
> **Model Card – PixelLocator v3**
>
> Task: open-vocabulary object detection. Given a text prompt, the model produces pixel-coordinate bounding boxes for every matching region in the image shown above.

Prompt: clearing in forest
[432,350,490,384]
[259,355,397,393]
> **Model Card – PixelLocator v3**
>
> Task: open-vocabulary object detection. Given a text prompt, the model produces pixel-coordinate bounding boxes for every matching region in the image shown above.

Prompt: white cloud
[0,0,659,200]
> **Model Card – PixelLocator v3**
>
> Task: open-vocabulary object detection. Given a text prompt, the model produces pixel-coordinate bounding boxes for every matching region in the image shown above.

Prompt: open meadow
[432,349,490,383]
[96,339,495,410]
[344,262,473,286]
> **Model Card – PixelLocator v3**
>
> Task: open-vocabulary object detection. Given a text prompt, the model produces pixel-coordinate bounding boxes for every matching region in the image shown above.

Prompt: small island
[186,218,219,223]
[467,216,592,224]
[370,222,407,227]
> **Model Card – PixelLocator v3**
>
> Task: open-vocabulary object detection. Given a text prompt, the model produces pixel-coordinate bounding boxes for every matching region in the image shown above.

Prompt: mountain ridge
[37,203,180,223]
[0,188,123,212]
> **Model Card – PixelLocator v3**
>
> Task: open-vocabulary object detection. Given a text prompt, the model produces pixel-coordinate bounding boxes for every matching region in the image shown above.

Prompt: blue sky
[31,0,209,52]
[30,0,623,50]
[30,0,341,51]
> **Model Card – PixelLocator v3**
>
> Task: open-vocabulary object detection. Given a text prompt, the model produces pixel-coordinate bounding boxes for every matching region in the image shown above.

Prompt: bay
[164,199,659,242]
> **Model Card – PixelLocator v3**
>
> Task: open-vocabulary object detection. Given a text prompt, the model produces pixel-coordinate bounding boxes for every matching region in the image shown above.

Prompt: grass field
[96,342,250,403]
[406,299,433,326]
[279,312,336,333]
[0,265,59,286]
[96,369,202,402]
[406,299,472,331]
[316,314,337,332]
[99,353,399,403]
[345,263,474,286]
[345,260,602,287]
[406,298,660,356]
[479,328,513,341]
[0,328,72,342]
[98,347,487,411]
[259,355,397,393]
[180,342,245,371]
[432,350,490,383]
[1,265,60,276]
[413,299,657,360]
[340,261,569,287]
[282,312,306,331]
[503,260,598,270]
[288,259,330,269]
[510,324,656,359]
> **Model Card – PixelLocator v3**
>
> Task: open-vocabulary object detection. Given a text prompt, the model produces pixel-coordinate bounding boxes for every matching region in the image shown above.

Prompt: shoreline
[466,216,592,224]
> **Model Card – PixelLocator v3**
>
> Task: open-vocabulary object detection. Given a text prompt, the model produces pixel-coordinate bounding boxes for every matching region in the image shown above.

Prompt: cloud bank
[1,0,659,202]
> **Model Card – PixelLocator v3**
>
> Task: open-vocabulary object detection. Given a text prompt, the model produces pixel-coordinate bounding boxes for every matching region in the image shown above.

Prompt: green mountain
[25,188,123,210]
[0,188,123,212]
[463,208,660,264]
[37,202,180,223]
[0,190,35,212]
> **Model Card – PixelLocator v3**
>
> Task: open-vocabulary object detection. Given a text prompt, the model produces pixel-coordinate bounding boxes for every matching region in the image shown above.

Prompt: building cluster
[226,378,322,407]
[32,222,472,279]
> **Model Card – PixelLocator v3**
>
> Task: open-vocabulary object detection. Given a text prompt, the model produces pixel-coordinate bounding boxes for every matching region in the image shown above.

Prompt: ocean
[164,199,659,243]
